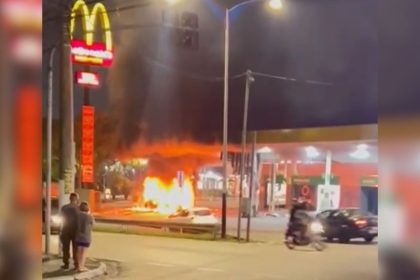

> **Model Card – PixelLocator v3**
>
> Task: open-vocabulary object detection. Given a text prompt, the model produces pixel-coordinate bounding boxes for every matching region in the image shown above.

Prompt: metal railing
[94,217,221,240]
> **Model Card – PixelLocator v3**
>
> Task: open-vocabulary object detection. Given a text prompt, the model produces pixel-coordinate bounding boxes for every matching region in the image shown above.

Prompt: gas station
[249,124,378,215]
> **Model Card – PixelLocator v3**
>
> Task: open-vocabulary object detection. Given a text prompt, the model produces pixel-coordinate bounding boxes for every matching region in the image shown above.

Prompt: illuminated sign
[2,0,42,31]
[75,71,100,88]
[70,0,113,67]
[81,106,95,183]
[11,36,42,66]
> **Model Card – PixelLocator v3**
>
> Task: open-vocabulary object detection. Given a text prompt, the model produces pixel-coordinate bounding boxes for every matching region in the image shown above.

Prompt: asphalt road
[48,232,378,280]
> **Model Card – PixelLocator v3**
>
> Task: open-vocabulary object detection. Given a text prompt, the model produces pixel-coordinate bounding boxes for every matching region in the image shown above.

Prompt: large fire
[143,176,195,215]
[118,140,238,215]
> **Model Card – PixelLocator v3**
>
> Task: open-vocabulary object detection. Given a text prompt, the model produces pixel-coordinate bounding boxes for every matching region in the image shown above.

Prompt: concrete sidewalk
[42,255,107,280]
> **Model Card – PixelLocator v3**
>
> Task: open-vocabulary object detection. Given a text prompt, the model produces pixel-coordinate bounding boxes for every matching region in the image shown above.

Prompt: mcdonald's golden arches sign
[70,0,113,67]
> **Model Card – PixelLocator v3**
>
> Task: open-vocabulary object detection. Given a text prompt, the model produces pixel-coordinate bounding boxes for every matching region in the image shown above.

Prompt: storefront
[360,176,378,215]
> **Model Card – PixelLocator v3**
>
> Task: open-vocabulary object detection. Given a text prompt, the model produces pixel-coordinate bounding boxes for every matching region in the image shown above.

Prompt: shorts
[76,241,90,248]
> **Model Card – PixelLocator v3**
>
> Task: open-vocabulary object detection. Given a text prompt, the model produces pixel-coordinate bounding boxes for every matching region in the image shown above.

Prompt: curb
[74,262,107,280]
[43,261,107,280]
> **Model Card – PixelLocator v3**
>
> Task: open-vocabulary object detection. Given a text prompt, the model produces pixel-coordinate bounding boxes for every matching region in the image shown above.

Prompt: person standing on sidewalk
[60,192,80,269]
[76,201,95,272]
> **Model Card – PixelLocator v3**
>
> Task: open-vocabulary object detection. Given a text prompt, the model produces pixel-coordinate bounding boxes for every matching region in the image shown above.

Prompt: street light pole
[221,8,229,239]
[221,0,282,239]
[237,70,254,241]
[46,46,57,255]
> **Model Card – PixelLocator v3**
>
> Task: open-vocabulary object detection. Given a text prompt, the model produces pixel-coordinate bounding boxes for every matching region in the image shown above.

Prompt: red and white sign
[71,40,113,67]
[81,106,95,183]
[75,71,100,88]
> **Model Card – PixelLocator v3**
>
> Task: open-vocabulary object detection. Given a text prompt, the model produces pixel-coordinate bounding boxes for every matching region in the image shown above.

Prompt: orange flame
[143,176,194,215]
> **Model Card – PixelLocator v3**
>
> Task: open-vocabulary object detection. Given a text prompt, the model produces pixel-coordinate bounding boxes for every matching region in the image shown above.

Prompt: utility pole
[237,70,254,241]
[59,2,75,206]
[221,8,230,239]
[246,131,257,242]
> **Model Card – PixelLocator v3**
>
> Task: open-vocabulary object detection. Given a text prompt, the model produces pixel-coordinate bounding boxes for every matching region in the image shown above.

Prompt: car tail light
[355,219,368,228]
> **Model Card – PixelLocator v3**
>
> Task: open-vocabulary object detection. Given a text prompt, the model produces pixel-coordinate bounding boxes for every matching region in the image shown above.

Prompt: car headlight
[51,215,63,225]
[310,221,324,233]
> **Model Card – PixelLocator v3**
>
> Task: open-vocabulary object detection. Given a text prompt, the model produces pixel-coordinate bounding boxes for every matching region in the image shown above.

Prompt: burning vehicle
[141,175,195,215]
[169,207,219,225]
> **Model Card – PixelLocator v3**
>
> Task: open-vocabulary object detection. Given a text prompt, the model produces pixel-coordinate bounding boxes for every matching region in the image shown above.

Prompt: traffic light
[180,12,199,50]
[181,12,198,29]
[162,10,199,50]
[179,29,199,50]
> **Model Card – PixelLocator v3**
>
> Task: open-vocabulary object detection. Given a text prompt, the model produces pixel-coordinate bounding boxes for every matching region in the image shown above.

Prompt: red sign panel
[71,40,113,67]
[75,71,100,88]
[81,106,95,183]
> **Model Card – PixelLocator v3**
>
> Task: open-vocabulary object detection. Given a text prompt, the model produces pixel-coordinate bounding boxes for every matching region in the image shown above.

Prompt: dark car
[317,208,377,243]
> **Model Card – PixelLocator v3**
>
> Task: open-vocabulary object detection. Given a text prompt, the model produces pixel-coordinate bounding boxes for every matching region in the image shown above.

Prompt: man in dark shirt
[286,198,311,239]
[60,193,79,269]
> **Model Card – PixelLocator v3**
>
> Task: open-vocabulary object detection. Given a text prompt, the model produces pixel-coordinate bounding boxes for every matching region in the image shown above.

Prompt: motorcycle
[285,220,326,251]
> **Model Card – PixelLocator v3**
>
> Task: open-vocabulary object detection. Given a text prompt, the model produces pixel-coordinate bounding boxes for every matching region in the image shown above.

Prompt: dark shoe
[61,264,69,270]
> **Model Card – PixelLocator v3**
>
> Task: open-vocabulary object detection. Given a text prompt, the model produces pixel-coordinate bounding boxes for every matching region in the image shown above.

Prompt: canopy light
[257,146,273,154]
[350,144,370,159]
[305,146,320,158]
[357,144,369,150]
[350,149,370,160]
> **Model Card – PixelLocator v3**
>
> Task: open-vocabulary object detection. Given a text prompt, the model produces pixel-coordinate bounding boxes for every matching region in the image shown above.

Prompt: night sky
[43,0,379,146]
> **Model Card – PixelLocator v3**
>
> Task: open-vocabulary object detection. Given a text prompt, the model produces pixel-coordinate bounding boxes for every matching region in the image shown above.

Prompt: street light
[163,0,282,238]
[222,0,282,239]
[165,0,181,5]
[269,0,283,10]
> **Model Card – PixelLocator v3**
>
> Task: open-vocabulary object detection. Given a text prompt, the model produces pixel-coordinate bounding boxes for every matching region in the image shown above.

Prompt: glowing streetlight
[165,0,180,5]
[269,0,283,10]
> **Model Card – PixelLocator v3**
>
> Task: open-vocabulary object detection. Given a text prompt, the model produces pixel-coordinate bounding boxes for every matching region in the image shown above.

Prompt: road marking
[256,275,285,279]
[146,262,175,267]
[197,267,224,273]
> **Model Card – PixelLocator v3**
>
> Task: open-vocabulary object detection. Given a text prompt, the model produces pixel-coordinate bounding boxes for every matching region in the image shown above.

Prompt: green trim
[291,175,339,186]
[360,176,378,187]
[265,175,286,184]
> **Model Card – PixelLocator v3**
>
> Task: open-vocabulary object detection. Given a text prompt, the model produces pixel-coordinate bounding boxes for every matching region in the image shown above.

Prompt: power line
[138,55,333,86]
[141,55,246,82]
[252,71,333,87]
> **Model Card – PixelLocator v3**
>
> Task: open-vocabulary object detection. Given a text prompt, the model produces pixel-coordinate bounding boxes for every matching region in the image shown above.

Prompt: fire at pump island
[138,175,195,215]
[99,142,226,225]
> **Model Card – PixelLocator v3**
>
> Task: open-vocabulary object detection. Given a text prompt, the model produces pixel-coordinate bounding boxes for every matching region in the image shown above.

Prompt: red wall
[259,163,377,209]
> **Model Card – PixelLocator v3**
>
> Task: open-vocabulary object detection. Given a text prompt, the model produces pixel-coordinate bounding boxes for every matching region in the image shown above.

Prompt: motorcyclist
[286,197,312,240]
